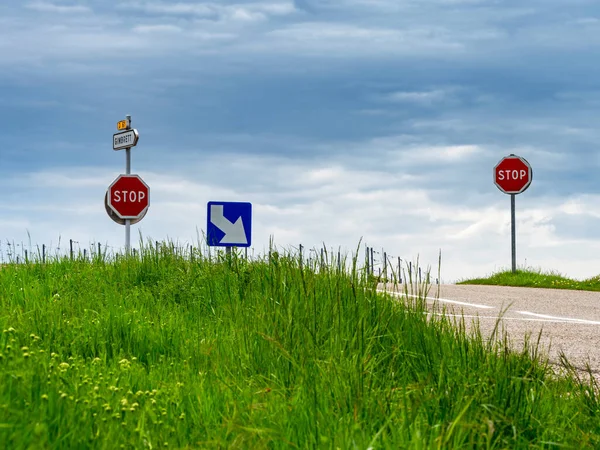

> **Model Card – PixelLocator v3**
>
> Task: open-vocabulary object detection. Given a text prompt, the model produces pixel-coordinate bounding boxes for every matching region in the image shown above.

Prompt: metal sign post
[511,193,516,273]
[107,115,147,256]
[125,115,131,254]
[494,154,533,273]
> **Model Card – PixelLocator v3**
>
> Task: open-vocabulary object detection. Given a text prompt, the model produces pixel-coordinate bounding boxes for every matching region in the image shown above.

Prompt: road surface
[379,283,600,380]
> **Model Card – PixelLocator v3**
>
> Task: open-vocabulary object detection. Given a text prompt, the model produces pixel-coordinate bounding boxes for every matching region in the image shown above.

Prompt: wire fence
[0,238,441,285]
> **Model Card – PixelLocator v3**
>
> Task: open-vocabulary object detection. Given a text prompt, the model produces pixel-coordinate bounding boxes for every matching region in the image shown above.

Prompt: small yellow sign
[117,120,129,130]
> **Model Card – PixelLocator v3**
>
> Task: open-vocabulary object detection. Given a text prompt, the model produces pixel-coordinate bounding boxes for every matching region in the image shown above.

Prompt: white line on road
[516,311,600,325]
[379,289,600,325]
[379,290,494,310]
[427,312,600,324]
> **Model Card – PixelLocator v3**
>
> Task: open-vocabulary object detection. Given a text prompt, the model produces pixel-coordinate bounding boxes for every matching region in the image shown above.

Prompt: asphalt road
[379,283,600,380]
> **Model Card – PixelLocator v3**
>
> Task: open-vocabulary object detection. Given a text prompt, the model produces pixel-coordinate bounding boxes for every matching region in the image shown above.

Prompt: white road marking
[426,312,598,324]
[379,288,600,325]
[516,311,600,325]
[380,290,494,310]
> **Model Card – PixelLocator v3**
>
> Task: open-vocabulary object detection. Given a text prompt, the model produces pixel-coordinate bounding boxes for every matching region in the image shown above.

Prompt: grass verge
[458,267,600,292]
[0,242,599,448]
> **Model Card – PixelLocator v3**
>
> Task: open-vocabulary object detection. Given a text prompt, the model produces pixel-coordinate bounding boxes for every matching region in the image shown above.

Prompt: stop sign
[107,174,150,220]
[494,154,532,194]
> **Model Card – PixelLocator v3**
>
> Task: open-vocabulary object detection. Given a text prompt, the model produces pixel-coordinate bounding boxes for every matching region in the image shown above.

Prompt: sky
[2,0,600,282]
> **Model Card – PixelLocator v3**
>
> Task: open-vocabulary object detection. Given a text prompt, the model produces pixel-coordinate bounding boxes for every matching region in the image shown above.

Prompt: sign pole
[494,154,532,275]
[125,115,132,255]
[108,117,146,238]
[511,193,516,273]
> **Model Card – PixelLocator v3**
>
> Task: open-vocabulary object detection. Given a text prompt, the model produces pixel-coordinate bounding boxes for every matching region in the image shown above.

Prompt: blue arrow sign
[207,201,252,247]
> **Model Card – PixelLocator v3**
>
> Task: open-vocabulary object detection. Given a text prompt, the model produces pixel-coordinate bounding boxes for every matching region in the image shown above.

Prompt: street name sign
[113,129,139,151]
[207,201,252,247]
[107,174,150,220]
[494,155,533,194]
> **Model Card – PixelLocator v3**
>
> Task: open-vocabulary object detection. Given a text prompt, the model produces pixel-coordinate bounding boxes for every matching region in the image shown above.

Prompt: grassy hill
[458,268,600,292]
[0,243,599,448]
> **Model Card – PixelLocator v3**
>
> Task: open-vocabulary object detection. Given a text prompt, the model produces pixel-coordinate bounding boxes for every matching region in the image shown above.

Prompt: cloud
[118,1,297,22]
[258,23,465,56]
[0,0,591,76]
[569,17,600,26]
[555,90,600,106]
[23,170,110,189]
[133,24,183,33]
[384,89,453,105]
[4,143,599,281]
[318,135,486,167]
[25,2,91,14]
[120,2,216,17]
[558,195,600,219]
[0,0,564,75]
[0,98,62,109]
[382,143,486,167]
[433,145,483,161]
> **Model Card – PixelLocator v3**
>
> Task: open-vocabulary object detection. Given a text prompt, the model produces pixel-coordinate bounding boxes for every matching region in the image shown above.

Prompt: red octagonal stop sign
[494,155,532,195]
[107,174,150,220]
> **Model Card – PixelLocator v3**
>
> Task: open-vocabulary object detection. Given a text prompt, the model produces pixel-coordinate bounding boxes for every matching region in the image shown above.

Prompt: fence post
[398,257,402,284]
[383,251,387,281]
[42,244,46,264]
[70,239,74,261]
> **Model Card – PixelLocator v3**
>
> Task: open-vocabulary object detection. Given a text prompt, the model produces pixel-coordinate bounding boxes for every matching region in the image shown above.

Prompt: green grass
[458,267,600,292]
[0,242,599,449]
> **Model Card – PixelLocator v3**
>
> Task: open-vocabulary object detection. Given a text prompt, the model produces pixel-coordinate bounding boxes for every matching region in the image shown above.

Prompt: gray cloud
[25,2,92,14]
[2,156,600,282]
[117,0,298,24]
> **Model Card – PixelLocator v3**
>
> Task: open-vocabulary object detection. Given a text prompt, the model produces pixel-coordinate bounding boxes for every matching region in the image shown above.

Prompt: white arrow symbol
[210,204,248,244]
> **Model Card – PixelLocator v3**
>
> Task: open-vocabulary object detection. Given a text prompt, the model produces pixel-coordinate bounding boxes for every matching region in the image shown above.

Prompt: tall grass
[0,241,598,449]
